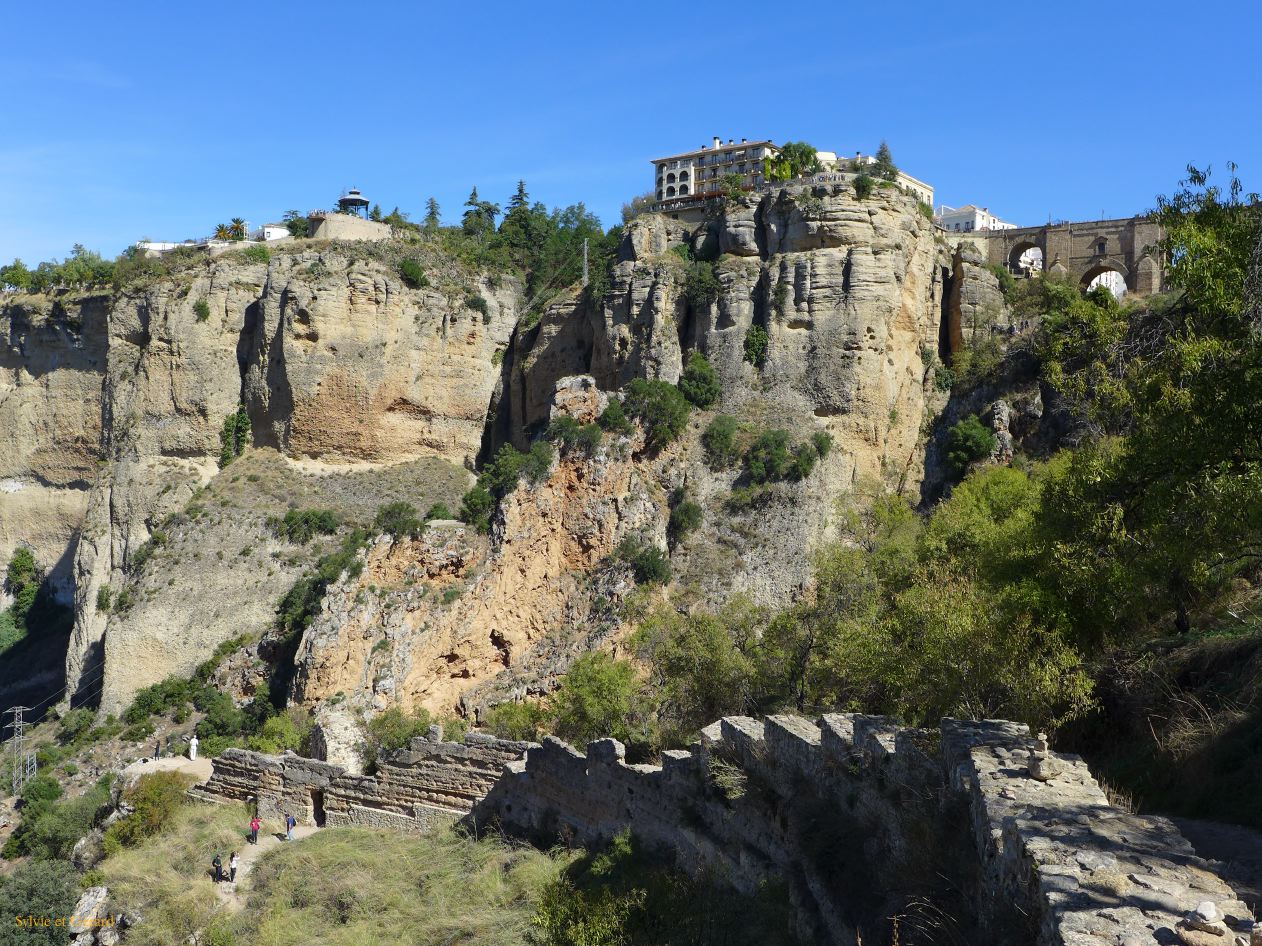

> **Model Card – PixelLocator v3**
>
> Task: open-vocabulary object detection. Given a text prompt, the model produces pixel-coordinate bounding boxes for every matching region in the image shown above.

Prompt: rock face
[290,377,654,716]
[0,294,109,602]
[504,184,948,603]
[1,244,518,714]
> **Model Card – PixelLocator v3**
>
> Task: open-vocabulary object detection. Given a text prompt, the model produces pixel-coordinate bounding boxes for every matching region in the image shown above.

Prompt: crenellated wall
[190,716,1256,946]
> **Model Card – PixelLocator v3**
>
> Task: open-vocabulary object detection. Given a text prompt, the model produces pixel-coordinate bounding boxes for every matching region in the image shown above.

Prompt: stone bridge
[972,215,1164,295]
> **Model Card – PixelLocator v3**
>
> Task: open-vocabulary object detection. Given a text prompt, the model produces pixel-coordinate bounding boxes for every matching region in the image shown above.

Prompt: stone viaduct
[972,215,1165,295]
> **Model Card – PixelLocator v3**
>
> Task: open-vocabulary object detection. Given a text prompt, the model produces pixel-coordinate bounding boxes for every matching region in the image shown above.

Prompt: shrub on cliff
[853,173,874,200]
[546,415,603,456]
[0,861,78,946]
[622,378,690,448]
[459,442,555,532]
[271,508,339,544]
[668,499,702,542]
[702,415,741,469]
[743,324,769,368]
[218,406,251,467]
[374,501,423,539]
[102,771,192,855]
[598,397,634,435]
[615,536,671,585]
[482,700,547,741]
[945,415,997,475]
[677,351,720,408]
[683,261,720,309]
[398,258,429,288]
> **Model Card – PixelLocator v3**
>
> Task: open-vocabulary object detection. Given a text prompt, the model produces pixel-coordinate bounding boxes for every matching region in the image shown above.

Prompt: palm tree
[213,223,232,241]
[229,218,247,241]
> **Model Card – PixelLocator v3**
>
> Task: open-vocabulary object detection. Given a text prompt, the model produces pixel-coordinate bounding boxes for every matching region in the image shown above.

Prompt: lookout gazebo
[336,188,371,218]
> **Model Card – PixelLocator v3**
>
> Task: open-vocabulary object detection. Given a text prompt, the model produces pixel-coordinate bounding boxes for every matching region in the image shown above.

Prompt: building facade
[935,204,1016,233]
[653,137,778,210]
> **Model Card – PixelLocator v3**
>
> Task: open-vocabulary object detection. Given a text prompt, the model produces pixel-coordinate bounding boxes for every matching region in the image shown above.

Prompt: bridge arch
[1080,260,1130,296]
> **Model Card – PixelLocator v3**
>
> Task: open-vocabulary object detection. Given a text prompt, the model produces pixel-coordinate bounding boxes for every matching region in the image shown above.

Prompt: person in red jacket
[249,815,260,844]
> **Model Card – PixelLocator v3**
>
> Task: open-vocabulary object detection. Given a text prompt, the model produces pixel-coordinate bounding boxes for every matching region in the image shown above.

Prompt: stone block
[586,738,626,766]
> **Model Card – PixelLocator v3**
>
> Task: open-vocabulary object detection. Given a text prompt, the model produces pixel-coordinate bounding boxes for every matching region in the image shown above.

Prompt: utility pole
[582,238,589,288]
[5,705,35,797]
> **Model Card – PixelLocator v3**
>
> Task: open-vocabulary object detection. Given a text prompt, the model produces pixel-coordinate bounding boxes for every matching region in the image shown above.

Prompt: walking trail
[120,753,320,911]
[214,822,320,910]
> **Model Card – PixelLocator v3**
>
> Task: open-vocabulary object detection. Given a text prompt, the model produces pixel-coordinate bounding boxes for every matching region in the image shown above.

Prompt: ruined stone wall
[479,715,1258,946]
[189,731,531,833]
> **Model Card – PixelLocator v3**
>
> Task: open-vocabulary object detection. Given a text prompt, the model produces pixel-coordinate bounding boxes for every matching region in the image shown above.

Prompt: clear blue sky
[2,0,1257,263]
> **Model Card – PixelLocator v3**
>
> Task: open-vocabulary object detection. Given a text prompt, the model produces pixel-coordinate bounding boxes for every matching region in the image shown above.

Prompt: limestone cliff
[0,185,1009,722]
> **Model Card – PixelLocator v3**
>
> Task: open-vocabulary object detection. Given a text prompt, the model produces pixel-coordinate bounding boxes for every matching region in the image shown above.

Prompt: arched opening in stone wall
[1082,264,1128,299]
[1008,241,1043,276]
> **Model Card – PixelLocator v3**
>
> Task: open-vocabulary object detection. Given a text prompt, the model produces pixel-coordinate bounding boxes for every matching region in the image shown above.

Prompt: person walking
[212,853,223,883]
[153,739,161,760]
[188,735,198,760]
[249,815,260,845]
[285,812,296,841]
[229,852,239,883]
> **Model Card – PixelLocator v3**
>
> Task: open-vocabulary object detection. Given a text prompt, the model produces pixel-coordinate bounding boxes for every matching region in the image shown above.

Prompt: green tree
[1,258,32,291]
[461,187,500,242]
[423,197,442,231]
[229,218,247,240]
[873,140,898,181]
[550,652,646,746]
[743,324,769,368]
[853,174,875,200]
[282,209,310,238]
[369,203,384,222]
[777,141,821,178]
[677,351,720,408]
[622,378,691,448]
[5,546,39,627]
[0,861,78,946]
[945,415,996,475]
[374,501,423,539]
[702,415,742,468]
[683,261,720,309]
[218,405,251,466]
[746,429,793,483]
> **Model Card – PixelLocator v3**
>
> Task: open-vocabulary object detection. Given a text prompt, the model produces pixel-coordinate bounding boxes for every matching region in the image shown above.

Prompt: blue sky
[2,0,1258,263]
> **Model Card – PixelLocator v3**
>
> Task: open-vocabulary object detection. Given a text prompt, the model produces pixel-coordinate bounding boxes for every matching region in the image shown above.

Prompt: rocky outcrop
[290,377,654,716]
[0,293,109,602]
[0,245,519,713]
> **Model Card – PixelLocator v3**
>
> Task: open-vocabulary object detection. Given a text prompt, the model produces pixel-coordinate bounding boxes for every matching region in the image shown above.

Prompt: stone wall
[189,731,531,832]
[477,715,1258,946]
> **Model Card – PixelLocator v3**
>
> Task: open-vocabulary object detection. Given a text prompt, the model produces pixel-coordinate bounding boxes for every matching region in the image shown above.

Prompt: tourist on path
[153,740,161,760]
[249,815,260,844]
[285,812,296,841]
[229,852,239,883]
[212,853,223,883]
[189,735,198,760]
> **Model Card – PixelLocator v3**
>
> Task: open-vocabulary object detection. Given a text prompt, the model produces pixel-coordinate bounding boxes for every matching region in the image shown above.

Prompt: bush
[271,508,339,544]
[247,710,311,755]
[677,352,720,408]
[0,860,79,945]
[482,700,547,741]
[702,415,741,469]
[551,653,646,747]
[193,298,211,322]
[125,675,197,725]
[743,324,769,368]
[102,771,191,853]
[3,774,111,862]
[425,502,453,520]
[811,431,833,458]
[95,586,112,613]
[241,244,270,263]
[546,415,603,455]
[398,258,429,288]
[374,501,423,539]
[623,379,691,449]
[598,397,634,435]
[367,706,433,752]
[683,261,720,308]
[616,536,671,585]
[668,500,703,541]
[218,406,250,467]
[57,707,95,745]
[465,294,489,322]
[853,173,875,200]
[787,443,818,481]
[945,415,997,475]
[276,529,369,642]
[745,429,793,484]
[458,485,495,533]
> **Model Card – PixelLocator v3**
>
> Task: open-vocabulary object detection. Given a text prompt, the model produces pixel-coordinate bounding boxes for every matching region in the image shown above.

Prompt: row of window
[658,184,691,199]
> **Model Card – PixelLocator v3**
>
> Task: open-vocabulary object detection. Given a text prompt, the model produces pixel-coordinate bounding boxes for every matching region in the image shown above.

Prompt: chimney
[741,137,746,143]
[713,136,721,150]
[728,139,734,145]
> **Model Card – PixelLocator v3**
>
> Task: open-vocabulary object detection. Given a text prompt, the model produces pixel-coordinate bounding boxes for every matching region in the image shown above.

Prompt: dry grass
[231,825,569,946]
[99,801,246,946]
[100,798,570,946]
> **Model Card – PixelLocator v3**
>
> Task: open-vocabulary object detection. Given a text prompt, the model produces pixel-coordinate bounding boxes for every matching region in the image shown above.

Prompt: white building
[136,221,293,257]
[934,204,1016,233]
[653,137,779,208]
[651,139,935,213]
[251,223,292,242]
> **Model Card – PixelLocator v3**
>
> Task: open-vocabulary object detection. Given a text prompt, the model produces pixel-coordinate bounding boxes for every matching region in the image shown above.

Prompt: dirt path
[121,754,214,783]
[214,823,320,910]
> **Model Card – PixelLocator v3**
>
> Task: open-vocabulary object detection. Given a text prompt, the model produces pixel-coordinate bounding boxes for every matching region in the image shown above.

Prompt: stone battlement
[191,715,1257,946]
